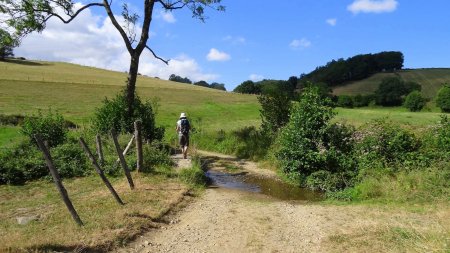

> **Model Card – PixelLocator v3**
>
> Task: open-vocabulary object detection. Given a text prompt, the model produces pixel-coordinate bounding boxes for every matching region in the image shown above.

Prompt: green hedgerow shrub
[404,90,425,112]
[356,119,421,170]
[0,141,46,184]
[337,95,354,108]
[140,141,175,173]
[353,94,375,107]
[21,110,67,147]
[51,139,90,178]
[436,84,450,112]
[233,126,270,160]
[276,86,357,191]
[92,91,164,142]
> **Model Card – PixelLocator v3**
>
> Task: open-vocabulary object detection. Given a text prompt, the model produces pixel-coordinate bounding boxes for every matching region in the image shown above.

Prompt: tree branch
[43,3,104,24]
[102,0,134,54]
[145,45,169,65]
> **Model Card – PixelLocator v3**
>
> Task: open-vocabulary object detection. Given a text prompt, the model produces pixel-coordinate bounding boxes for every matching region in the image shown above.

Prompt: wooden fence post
[111,129,135,190]
[95,134,105,166]
[134,121,143,173]
[79,137,124,205]
[34,134,83,226]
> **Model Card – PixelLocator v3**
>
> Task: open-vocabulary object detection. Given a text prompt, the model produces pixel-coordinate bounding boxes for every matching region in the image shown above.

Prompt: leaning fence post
[111,129,135,190]
[79,137,124,205]
[34,134,84,226]
[134,121,143,173]
[95,134,105,166]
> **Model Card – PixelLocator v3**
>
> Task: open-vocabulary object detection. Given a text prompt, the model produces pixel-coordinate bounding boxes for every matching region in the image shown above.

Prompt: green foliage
[375,77,422,106]
[21,110,68,147]
[140,141,175,173]
[233,126,270,160]
[337,95,354,108]
[276,87,334,178]
[92,92,164,142]
[435,84,450,112]
[352,94,375,107]
[356,119,421,167]
[178,156,207,187]
[169,74,192,84]
[300,51,404,87]
[233,80,261,94]
[0,138,90,184]
[258,88,292,135]
[404,90,426,112]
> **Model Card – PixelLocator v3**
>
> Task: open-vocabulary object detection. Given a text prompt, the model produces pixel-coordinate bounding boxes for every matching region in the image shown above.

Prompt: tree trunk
[126,53,140,118]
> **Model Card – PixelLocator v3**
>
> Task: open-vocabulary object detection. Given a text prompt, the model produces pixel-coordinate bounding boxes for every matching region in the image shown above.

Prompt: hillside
[332,68,450,98]
[0,59,260,131]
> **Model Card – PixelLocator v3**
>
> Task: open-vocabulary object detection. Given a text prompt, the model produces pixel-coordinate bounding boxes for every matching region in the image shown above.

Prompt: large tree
[0,0,224,116]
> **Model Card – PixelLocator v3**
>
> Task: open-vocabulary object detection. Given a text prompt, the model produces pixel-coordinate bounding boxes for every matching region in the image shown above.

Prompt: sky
[15,0,450,91]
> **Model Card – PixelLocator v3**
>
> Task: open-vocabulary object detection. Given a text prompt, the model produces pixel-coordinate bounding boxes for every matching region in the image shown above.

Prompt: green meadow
[1,60,447,149]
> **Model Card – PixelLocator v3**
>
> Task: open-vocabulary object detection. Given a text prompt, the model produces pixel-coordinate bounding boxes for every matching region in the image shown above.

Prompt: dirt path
[115,152,449,253]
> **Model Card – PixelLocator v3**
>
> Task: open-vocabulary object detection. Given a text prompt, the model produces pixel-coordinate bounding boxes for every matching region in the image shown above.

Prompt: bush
[140,142,175,173]
[92,92,164,142]
[337,95,354,108]
[233,126,270,160]
[51,139,90,178]
[404,91,425,112]
[21,110,68,147]
[436,84,450,112]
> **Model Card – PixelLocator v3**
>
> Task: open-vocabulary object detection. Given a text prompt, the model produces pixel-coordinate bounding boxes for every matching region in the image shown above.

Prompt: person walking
[176,112,190,159]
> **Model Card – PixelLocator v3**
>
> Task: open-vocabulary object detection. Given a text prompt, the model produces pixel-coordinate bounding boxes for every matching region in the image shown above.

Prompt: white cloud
[347,0,398,14]
[249,74,264,82]
[159,10,176,23]
[326,18,337,26]
[15,8,216,82]
[289,38,311,49]
[206,48,231,61]
[223,35,246,45]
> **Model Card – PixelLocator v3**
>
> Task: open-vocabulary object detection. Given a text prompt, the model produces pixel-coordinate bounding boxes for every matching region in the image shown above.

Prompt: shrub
[51,139,90,178]
[436,84,450,112]
[404,90,425,112]
[353,94,375,107]
[21,110,68,147]
[337,95,354,108]
[92,91,164,142]
[233,126,270,160]
[140,142,175,173]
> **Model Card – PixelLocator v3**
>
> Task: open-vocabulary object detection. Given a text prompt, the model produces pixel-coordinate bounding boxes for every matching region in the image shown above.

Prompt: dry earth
[115,152,450,253]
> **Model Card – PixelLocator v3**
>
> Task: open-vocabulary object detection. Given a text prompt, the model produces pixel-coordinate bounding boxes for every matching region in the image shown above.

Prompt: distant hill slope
[332,68,450,98]
[0,59,260,131]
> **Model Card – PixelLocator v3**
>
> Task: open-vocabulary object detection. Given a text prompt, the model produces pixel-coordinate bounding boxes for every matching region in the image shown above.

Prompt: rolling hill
[332,68,450,98]
[0,59,260,132]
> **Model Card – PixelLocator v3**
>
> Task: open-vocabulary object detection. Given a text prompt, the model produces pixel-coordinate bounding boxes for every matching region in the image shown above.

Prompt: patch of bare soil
[115,152,449,253]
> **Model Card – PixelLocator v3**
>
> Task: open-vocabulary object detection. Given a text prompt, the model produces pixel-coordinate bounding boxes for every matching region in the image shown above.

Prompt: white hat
[180,112,187,118]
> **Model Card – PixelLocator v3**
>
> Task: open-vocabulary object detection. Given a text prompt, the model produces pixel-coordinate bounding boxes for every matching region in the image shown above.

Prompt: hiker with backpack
[176,112,191,159]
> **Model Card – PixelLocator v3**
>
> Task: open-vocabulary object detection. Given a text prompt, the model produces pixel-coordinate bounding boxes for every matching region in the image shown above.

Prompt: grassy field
[332,68,450,98]
[0,59,260,133]
[1,60,448,152]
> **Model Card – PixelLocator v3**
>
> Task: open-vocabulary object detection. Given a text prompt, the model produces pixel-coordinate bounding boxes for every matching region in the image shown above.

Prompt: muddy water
[206,170,323,201]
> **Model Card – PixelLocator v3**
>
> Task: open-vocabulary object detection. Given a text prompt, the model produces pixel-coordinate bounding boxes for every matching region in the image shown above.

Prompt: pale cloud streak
[347,0,398,14]
[249,74,264,82]
[326,18,337,26]
[206,48,231,61]
[289,38,311,49]
[159,10,176,23]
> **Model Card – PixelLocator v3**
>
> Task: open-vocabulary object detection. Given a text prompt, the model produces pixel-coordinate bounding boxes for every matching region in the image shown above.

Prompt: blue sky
[15,0,450,91]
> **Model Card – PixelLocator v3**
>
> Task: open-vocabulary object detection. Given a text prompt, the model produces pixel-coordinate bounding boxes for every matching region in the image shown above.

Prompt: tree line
[169,74,226,91]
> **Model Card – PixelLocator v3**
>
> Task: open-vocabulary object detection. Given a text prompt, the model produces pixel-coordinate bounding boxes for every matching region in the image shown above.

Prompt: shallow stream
[206,170,323,201]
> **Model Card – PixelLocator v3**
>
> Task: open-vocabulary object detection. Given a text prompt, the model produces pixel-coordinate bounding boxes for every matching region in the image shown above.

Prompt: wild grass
[0,173,190,251]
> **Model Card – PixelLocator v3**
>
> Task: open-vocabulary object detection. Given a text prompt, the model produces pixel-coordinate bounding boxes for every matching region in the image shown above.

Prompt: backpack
[180,118,190,135]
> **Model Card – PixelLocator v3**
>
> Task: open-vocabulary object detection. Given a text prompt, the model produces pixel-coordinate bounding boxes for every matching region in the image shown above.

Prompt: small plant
[178,156,207,187]
[21,110,67,147]
[140,141,175,173]
[404,90,425,112]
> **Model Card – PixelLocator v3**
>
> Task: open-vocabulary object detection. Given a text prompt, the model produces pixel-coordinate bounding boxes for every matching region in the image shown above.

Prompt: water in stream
[206,170,323,201]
